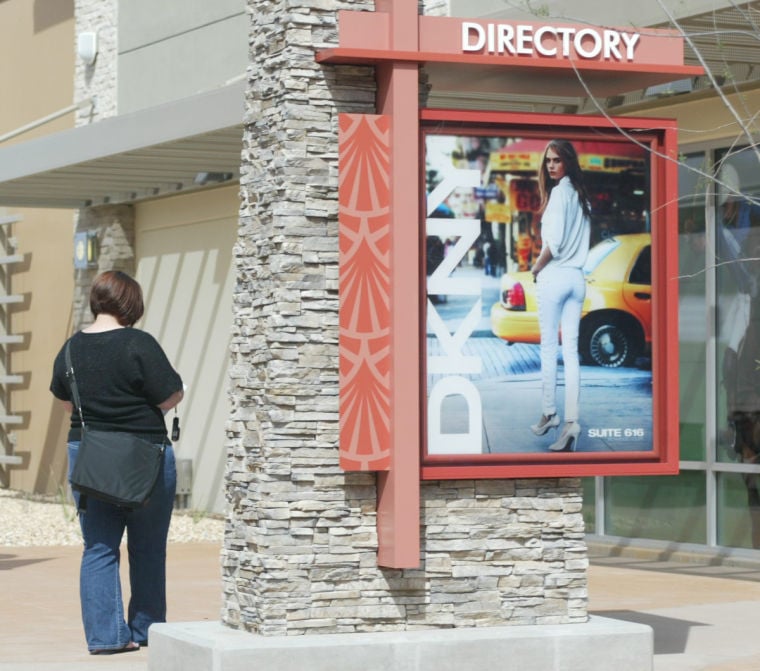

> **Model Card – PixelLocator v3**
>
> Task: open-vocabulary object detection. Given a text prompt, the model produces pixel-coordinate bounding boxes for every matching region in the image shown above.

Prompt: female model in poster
[529,140,592,451]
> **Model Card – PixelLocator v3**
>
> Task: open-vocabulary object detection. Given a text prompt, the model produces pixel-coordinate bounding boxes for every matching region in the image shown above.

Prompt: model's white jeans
[536,265,586,422]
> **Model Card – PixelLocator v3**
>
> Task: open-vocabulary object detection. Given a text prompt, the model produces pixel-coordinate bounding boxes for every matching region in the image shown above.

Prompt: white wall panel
[118,4,247,113]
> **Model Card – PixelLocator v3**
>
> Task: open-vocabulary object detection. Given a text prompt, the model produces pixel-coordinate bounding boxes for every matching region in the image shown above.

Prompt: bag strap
[64,340,87,430]
[65,340,91,512]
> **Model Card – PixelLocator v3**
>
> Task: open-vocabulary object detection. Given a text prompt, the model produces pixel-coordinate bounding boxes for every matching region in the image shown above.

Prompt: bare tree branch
[654,0,760,166]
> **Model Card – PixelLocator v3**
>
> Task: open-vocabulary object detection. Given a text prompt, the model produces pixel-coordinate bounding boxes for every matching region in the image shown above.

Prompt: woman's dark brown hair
[89,271,144,326]
[538,139,592,218]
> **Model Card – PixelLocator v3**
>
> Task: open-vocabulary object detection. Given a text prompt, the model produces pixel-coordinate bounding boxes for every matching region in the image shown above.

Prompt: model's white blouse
[541,175,590,269]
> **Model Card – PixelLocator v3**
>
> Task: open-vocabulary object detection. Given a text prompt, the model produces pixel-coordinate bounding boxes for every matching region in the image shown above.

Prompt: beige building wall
[633,87,760,148]
[135,185,238,512]
[0,0,76,142]
[0,0,77,492]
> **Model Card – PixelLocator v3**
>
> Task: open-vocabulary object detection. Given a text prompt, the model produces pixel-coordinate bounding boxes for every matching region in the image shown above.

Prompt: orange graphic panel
[338,114,392,471]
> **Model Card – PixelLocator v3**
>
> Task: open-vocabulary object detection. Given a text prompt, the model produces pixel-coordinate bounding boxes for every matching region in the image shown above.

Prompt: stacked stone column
[224,0,589,636]
[71,0,132,331]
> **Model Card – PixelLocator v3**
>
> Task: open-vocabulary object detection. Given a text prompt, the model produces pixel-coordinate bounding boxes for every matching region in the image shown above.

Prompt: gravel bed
[0,488,224,547]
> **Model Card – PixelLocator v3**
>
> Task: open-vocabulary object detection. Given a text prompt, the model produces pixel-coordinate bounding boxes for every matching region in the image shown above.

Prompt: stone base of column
[148,617,652,671]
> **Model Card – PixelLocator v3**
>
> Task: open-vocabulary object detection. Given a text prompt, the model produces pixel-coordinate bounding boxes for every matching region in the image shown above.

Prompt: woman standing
[50,271,184,654]
[529,140,591,451]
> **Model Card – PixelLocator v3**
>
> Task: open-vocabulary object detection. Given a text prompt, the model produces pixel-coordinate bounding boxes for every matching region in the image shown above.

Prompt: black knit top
[50,328,183,443]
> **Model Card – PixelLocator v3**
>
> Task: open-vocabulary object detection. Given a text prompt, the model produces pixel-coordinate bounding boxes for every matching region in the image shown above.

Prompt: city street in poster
[424,124,655,459]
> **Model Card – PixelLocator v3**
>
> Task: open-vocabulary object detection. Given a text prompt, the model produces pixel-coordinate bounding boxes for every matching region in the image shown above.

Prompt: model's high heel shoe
[530,413,560,436]
[548,422,581,452]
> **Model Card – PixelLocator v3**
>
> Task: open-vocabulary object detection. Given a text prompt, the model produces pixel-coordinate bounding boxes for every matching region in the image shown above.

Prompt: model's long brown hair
[538,139,592,218]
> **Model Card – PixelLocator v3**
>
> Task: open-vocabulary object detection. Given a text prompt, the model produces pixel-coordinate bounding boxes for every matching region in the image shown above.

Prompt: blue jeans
[67,441,176,651]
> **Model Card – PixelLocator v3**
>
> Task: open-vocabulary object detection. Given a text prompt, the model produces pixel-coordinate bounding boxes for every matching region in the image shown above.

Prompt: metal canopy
[0,82,245,209]
[1,3,757,209]
[428,3,760,113]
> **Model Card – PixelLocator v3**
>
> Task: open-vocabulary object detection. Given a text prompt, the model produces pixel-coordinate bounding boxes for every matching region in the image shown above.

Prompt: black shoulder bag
[65,341,165,510]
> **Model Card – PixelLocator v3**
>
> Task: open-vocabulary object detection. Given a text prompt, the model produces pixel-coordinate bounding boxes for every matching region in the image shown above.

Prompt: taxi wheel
[582,314,640,368]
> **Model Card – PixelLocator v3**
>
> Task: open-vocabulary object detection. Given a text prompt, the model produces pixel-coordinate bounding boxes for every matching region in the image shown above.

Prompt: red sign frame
[323,1,695,567]
[420,108,680,480]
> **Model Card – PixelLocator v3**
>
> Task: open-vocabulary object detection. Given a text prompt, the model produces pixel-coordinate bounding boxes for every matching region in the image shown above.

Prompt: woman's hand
[158,389,184,412]
[531,246,553,281]
[531,259,545,282]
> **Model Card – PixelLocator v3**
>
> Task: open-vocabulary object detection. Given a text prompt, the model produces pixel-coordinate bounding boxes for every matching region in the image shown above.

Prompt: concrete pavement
[3,539,760,670]
[588,542,760,671]
[0,542,221,671]
[427,264,654,455]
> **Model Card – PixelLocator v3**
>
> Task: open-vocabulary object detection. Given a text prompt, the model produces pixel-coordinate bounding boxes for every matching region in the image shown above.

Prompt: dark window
[629,245,651,285]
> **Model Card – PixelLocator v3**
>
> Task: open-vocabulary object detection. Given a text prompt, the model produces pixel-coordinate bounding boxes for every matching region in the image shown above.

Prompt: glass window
[604,473,706,543]
[583,237,620,275]
[714,148,760,465]
[678,153,708,461]
[581,477,595,533]
[717,472,760,550]
[592,145,760,554]
[628,245,650,285]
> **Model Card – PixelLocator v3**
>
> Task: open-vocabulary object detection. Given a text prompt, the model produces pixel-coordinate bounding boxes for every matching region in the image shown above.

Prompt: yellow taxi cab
[490,233,652,367]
